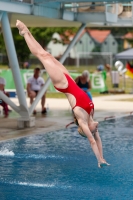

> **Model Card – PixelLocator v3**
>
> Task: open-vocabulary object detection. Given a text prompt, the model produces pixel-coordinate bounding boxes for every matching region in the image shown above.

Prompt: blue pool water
[0,116,133,200]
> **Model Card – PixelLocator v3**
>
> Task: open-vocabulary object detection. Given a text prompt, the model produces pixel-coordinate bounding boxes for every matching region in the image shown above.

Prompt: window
[112,41,115,45]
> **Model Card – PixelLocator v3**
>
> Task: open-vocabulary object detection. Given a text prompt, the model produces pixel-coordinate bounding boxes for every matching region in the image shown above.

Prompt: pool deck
[0,94,133,142]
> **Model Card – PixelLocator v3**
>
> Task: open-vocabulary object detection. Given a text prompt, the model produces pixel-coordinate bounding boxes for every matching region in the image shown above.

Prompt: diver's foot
[16,20,29,36]
[33,110,37,115]
[102,159,110,166]
[41,108,47,114]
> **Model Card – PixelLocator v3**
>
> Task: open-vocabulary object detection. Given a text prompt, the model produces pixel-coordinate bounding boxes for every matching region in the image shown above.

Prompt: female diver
[16,20,109,168]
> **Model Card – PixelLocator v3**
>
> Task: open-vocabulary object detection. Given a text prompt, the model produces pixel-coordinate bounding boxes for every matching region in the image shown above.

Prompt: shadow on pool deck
[0,94,133,142]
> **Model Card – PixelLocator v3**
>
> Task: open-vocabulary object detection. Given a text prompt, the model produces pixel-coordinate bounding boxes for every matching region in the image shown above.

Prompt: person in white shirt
[27,67,46,114]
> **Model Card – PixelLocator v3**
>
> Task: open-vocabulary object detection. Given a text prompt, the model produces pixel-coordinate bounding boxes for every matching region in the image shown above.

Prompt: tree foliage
[12,28,31,66]
[0,33,6,54]
[13,27,78,64]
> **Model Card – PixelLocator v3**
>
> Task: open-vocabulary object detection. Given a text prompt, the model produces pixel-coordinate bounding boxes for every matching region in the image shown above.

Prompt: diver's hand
[102,159,110,166]
[98,160,110,168]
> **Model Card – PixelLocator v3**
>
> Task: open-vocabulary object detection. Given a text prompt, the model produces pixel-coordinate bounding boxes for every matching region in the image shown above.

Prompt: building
[123,32,133,49]
[47,29,118,62]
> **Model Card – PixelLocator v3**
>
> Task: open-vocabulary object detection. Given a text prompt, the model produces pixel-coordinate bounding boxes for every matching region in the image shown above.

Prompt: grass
[0,65,9,69]
[46,92,107,98]
[65,65,96,73]
[46,92,66,98]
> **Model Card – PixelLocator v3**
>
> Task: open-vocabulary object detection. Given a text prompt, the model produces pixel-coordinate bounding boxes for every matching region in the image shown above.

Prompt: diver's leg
[16,20,69,88]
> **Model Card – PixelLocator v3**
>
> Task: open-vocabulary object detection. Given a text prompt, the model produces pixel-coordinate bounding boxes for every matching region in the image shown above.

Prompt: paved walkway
[0,94,133,141]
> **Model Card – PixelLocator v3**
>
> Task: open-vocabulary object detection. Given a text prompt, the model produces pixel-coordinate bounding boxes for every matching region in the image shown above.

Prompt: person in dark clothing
[75,70,92,100]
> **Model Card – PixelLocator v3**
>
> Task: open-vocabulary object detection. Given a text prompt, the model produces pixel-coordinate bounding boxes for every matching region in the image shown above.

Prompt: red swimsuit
[54,73,94,115]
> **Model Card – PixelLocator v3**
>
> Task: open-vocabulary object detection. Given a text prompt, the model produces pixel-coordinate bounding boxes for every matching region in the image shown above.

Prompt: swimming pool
[0,115,133,200]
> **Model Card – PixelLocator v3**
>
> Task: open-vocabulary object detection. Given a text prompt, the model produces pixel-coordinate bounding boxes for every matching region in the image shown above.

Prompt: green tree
[30,27,78,47]
[12,28,31,67]
[0,33,6,54]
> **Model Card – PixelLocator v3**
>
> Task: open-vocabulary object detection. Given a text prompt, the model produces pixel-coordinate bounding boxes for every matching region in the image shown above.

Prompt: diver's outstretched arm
[95,131,110,167]
[78,119,103,165]
[94,130,103,159]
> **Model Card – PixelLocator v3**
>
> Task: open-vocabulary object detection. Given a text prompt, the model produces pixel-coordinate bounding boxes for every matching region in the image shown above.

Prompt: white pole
[1,12,29,118]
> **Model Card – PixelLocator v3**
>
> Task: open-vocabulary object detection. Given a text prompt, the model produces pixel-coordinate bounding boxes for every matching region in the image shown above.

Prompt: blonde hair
[74,115,86,137]
[78,126,86,138]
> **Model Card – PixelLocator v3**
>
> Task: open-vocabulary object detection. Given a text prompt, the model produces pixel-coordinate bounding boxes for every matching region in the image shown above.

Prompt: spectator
[75,70,92,100]
[97,64,104,72]
[95,64,109,94]
[104,63,111,76]
[0,77,9,117]
[27,67,46,115]
[23,61,30,69]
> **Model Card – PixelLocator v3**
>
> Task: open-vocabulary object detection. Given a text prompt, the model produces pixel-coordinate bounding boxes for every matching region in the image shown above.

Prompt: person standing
[27,67,46,114]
